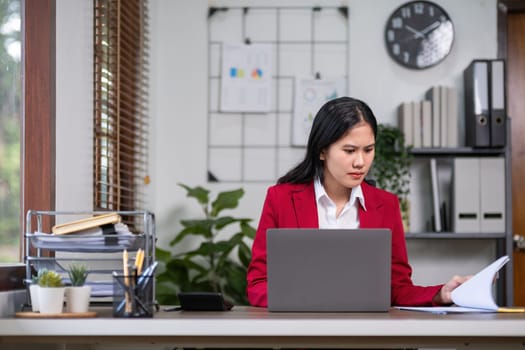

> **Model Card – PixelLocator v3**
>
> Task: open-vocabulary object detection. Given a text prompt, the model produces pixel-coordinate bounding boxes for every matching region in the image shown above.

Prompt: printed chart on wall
[220,43,273,113]
[292,77,346,146]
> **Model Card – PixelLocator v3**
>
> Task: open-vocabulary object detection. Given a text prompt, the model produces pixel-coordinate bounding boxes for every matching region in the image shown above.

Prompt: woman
[247,96,468,308]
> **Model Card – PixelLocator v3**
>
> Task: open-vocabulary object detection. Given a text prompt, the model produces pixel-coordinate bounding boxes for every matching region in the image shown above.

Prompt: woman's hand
[432,275,472,305]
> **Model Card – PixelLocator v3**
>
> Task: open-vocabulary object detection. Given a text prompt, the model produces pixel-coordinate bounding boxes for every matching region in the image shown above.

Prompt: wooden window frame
[0,0,55,292]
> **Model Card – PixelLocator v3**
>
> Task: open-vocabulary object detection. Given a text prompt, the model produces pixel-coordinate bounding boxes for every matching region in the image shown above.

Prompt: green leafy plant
[156,184,256,306]
[370,123,413,229]
[67,264,89,286]
[37,270,64,288]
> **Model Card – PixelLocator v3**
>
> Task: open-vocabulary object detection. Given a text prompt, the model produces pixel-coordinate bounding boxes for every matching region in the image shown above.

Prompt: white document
[292,77,346,146]
[396,256,523,314]
[220,43,273,112]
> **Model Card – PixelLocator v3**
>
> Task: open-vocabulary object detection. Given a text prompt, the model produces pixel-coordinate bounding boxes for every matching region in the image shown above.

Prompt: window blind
[93,0,149,218]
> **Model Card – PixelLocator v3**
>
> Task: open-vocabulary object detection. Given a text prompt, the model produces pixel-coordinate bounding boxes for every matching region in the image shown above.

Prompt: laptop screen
[266,228,391,312]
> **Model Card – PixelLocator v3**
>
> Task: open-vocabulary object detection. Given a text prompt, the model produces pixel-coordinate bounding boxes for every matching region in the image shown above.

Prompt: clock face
[384,1,454,69]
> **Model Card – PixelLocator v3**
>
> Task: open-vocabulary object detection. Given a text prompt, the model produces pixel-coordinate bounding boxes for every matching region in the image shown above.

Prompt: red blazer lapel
[359,181,384,228]
[291,183,319,228]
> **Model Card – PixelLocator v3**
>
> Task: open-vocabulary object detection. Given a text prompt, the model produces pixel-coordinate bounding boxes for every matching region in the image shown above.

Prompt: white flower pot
[65,285,91,313]
[29,284,40,312]
[38,287,65,314]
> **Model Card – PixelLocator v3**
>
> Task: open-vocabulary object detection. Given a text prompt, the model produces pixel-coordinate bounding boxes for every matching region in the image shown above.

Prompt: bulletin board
[207,6,349,183]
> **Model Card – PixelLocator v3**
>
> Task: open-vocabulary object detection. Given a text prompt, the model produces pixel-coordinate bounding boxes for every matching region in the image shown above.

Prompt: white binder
[453,158,481,232]
[480,158,505,232]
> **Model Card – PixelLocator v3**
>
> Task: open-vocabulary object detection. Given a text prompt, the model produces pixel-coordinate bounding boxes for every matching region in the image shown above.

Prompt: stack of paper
[396,256,524,313]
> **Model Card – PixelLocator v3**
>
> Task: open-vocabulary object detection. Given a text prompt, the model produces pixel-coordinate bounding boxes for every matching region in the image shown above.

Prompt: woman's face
[320,122,375,191]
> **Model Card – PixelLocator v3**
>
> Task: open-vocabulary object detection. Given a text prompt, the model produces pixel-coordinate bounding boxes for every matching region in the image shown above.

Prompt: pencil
[123,249,132,313]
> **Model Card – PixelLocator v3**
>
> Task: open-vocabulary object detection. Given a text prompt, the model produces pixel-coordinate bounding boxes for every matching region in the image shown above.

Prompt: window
[93,0,150,220]
[0,0,21,263]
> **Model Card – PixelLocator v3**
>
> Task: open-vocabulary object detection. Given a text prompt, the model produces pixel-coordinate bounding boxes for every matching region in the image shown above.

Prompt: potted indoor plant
[29,268,47,312]
[65,264,91,313]
[156,184,256,306]
[370,123,413,232]
[37,269,65,314]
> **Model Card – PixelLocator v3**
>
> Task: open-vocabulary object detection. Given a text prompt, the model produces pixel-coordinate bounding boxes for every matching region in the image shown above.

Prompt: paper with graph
[292,77,346,146]
[220,43,272,113]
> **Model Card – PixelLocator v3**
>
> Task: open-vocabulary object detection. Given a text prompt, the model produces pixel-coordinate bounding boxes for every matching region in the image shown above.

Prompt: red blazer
[246,181,443,307]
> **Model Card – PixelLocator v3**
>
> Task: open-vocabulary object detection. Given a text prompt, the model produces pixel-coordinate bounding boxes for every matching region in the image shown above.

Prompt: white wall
[56,0,499,286]
[55,0,94,213]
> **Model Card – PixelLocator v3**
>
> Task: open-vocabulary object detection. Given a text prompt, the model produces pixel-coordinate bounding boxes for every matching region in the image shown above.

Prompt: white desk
[1,306,525,348]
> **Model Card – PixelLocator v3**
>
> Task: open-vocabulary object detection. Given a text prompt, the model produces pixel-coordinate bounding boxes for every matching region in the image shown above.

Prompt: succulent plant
[31,268,47,284]
[67,264,89,287]
[37,270,64,288]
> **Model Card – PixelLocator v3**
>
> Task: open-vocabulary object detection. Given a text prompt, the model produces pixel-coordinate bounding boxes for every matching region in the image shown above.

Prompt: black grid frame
[207,6,349,183]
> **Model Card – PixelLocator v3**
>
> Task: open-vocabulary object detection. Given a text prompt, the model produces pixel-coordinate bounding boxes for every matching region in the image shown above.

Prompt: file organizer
[23,210,156,310]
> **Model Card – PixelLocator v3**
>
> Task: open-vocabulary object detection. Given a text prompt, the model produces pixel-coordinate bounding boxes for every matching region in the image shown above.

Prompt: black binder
[463,59,507,148]
[464,60,490,147]
[489,59,506,147]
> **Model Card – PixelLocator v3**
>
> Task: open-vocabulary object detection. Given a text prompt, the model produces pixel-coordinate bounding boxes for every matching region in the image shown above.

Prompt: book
[396,256,525,313]
[398,102,413,146]
[439,85,448,147]
[51,213,121,235]
[447,86,458,147]
[412,101,422,148]
[424,86,440,147]
[430,158,442,232]
[421,100,432,147]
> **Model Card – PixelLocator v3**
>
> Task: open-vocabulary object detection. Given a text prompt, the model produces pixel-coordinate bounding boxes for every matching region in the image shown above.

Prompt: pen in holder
[112,272,154,318]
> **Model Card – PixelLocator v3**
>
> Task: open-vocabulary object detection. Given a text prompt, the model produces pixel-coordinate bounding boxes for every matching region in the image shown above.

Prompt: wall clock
[384,1,454,69]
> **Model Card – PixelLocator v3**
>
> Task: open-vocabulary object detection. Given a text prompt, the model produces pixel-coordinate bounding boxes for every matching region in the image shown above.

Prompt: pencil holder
[112,274,154,318]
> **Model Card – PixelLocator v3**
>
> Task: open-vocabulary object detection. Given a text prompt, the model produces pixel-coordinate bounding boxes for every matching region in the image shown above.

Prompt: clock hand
[420,21,441,36]
[404,25,424,39]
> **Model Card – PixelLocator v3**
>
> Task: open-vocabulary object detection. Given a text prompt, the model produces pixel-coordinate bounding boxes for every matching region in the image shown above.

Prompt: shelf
[410,147,505,156]
[405,232,507,239]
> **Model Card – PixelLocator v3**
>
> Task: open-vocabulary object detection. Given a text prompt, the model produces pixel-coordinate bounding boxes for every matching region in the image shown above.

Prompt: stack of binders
[463,59,506,148]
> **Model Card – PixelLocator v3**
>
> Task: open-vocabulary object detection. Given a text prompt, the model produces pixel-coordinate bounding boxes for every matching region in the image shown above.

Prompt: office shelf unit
[405,126,513,306]
[23,210,156,309]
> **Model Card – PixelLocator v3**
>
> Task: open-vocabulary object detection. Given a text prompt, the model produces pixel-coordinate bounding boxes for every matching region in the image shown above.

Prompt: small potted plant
[65,264,91,313]
[37,270,65,314]
[29,268,47,312]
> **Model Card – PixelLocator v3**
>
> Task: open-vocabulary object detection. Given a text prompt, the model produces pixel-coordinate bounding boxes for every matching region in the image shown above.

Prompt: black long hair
[278,96,378,184]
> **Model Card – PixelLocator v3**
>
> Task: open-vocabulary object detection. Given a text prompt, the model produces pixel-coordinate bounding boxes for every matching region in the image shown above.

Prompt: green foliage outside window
[0,0,21,262]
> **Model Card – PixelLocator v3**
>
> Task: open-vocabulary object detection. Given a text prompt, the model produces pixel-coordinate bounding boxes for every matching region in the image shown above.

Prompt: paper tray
[28,233,144,252]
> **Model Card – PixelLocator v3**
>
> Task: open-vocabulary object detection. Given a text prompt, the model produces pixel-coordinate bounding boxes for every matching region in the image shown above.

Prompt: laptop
[266,228,391,312]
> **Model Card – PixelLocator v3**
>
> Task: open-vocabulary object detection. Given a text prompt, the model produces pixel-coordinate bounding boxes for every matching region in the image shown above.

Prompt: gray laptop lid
[267,228,391,312]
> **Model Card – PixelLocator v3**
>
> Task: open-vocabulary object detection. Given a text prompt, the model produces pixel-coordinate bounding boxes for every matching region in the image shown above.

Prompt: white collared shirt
[314,177,366,229]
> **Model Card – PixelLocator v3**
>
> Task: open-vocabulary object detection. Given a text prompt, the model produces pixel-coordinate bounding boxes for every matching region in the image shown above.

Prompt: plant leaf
[178,183,209,206]
[240,221,256,239]
[210,188,244,217]
[170,220,214,245]
[238,240,252,267]
[155,247,172,262]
